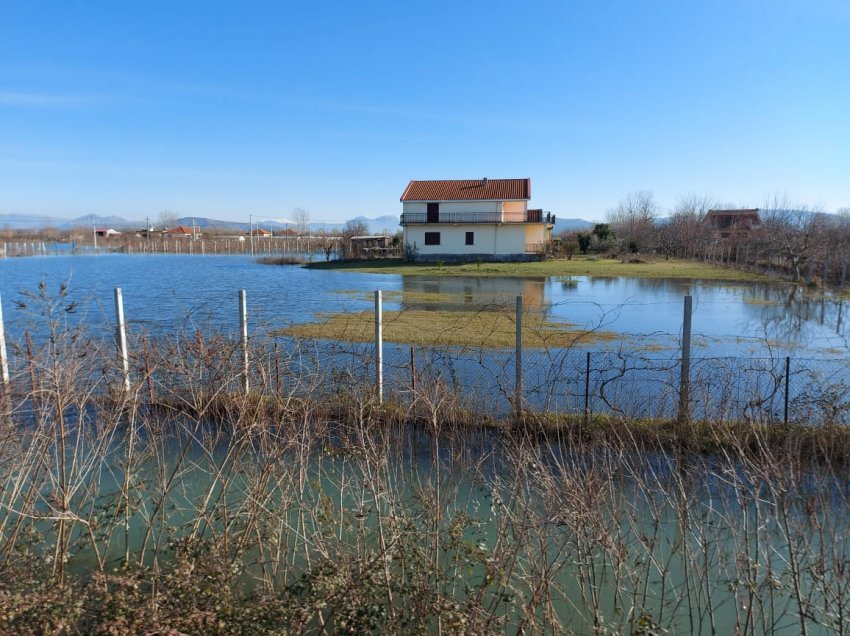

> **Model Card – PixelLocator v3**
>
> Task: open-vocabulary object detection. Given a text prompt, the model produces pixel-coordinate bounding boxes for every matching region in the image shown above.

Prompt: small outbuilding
[348,235,393,258]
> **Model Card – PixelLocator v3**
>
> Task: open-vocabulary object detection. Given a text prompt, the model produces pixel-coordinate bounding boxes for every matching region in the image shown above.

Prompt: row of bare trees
[576,191,850,286]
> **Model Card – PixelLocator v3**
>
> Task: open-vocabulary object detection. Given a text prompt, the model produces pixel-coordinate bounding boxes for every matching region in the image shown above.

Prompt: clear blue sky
[1,0,848,223]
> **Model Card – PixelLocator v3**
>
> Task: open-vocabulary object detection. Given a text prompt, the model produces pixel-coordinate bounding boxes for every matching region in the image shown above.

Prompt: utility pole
[375,290,383,404]
[249,214,255,257]
[677,294,693,425]
[145,216,150,240]
[93,219,97,251]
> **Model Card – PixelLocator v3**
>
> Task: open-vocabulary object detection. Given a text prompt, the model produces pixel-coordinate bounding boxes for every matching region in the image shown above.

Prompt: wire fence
[1,287,848,427]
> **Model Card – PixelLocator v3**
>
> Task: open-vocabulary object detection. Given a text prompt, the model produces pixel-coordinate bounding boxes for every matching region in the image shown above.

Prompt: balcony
[400,210,555,225]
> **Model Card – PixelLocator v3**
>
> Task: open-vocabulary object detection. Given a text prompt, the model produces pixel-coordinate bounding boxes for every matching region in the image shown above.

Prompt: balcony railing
[400,210,555,225]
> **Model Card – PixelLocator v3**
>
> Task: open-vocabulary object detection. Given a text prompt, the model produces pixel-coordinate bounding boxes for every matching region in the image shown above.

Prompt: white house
[400,178,555,262]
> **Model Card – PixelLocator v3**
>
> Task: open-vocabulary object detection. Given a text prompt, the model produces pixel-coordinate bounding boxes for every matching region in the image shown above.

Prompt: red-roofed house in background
[399,178,555,262]
[704,209,761,239]
[164,225,200,238]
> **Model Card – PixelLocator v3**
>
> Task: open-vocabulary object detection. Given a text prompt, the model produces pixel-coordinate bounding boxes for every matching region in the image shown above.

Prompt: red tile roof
[164,225,194,234]
[400,178,531,202]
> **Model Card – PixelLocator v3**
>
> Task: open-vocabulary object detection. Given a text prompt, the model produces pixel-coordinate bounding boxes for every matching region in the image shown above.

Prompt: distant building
[164,225,200,238]
[704,209,761,238]
[94,228,122,237]
[399,178,555,262]
[248,228,273,237]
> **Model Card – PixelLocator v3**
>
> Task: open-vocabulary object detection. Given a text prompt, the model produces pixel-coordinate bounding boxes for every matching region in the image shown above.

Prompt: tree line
[564,191,850,286]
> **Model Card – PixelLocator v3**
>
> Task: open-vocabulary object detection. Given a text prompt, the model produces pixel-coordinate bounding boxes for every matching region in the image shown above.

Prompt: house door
[427,203,439,223]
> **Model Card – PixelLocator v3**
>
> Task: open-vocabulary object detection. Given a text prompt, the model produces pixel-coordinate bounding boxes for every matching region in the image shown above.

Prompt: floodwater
[47,428,850,634]
[0,253,846,358]
[2,254,849,632]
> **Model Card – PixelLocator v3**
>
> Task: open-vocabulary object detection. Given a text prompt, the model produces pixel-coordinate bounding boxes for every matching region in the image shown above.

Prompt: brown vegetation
[0,288,849,632]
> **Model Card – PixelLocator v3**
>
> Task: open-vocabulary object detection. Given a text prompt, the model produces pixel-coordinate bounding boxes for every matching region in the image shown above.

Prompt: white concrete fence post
[239,289,249,394]
[678,294,693,422]
[0,292,9,389]
[375,289,383,404]
[515,295,523,418]
[114,288,131,392]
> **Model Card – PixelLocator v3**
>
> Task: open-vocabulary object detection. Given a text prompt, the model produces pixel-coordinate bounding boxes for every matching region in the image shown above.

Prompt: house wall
[403,201,506,214]
[404,224,541,258]
[502,201,526,214]
[524,224,549,245]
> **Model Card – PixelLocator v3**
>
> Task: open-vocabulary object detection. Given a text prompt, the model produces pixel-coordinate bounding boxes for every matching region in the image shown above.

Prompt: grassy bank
[305,256,777,282]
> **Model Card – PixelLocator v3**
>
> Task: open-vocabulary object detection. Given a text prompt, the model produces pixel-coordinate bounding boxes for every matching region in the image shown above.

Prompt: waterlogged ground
[2,254,850,632]
[0,253,846,358]
[16,423,850,635]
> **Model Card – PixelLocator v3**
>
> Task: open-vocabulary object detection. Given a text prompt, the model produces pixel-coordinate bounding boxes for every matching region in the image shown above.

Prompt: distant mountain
[350,215,400,234]
[50,214,143,229]
[174,217,248,231]
[170,215,402,235]
[761,209,837,229]
[552,217,595,233]
[0,213,59,230]
[0,212,600,235]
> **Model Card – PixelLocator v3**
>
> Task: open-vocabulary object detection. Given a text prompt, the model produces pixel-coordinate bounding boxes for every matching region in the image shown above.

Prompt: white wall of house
[402,200,527,215]
[524,224,549,245]
[404,224,540,256]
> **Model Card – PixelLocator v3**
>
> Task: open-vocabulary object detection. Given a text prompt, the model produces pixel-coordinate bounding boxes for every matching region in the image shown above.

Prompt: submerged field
[281,306,621,348]
[305,256,778,282]
[0,265,848,632]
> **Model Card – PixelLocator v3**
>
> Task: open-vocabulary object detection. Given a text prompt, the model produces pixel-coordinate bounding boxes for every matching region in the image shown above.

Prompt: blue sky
[1,0,848,223]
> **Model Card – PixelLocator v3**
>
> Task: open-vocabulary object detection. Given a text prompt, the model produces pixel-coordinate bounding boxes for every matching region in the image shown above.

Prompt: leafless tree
[341,220,369,259]
[292,207,311,235]
[317,230,339,261]
[757,193,825,282]
[157,210,178,228]
[606,191,660,252]
[655,193,720,259]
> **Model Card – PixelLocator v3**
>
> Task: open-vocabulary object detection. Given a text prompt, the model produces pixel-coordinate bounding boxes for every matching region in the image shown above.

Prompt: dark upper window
[465,231,474,245]
[424,232,440,245]
[427,202,439,223]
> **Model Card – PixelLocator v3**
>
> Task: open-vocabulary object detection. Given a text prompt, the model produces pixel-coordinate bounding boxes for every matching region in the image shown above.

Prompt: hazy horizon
[2,1,848,222]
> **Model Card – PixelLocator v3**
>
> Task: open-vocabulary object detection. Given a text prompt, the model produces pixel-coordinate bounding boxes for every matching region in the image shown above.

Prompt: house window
[424,232,440,246]
[465,231,474,245]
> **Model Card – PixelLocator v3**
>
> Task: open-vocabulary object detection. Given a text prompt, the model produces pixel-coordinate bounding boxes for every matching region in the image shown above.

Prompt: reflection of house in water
[401,276,547,311]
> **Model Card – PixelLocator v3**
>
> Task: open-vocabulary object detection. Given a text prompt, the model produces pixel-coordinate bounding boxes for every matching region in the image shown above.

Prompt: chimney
[482,177,488,187]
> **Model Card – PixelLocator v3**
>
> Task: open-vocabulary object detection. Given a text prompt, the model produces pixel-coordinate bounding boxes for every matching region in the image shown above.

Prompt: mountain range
[0,213,597,235]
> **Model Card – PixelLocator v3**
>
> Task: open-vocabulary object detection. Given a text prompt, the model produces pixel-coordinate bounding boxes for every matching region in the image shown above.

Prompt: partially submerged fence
[0,288,847,426]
